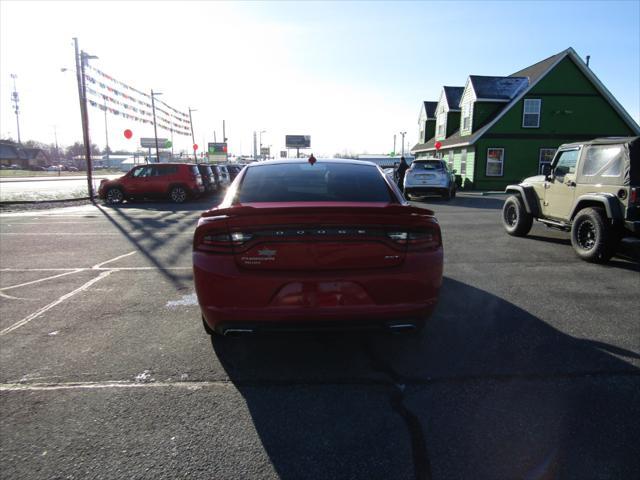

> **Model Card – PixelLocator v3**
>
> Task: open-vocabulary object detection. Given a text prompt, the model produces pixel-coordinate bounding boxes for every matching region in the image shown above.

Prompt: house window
[460,149,467,175]
[486,148,504,176]
[448,150,454,169]
[462,103,472,131]
[522,99,541,128]
[538,148,557,174]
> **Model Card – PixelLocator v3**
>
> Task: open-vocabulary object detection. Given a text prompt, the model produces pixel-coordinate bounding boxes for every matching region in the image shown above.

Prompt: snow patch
[166,293,198,308]
[134,370,154,383]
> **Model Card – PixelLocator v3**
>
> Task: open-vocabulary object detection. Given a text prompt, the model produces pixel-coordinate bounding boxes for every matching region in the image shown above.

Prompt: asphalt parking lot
[1,193,639,480]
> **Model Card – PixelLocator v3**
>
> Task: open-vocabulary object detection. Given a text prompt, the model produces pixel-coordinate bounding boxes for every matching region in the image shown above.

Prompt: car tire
[169,186,188,204]
[502,195,533,236]
[106,187,124,205]
[570,207,618,263]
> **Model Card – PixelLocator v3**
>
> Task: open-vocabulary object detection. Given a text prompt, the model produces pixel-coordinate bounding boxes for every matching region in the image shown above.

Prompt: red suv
[99,163,204,204]
[193,159,443,336]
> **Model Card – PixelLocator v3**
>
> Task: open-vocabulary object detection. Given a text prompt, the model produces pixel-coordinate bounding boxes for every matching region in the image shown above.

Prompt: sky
[1,0,639,158]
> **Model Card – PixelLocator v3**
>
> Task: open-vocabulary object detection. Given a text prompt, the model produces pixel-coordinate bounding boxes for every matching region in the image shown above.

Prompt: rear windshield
[411,161,444,171]
[237,162,393,203]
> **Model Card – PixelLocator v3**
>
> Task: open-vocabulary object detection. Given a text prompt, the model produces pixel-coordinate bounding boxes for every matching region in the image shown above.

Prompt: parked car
[503,136,639,263]
[193,158,443,337]
[403,159,456,200]
[98,163,205,204]
[197,164,216,194]
[225,164,243,181]
[213,164,231,189]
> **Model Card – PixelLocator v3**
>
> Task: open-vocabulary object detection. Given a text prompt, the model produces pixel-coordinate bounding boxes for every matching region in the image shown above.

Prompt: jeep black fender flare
[504,185,540,217]
[570,193,623,220]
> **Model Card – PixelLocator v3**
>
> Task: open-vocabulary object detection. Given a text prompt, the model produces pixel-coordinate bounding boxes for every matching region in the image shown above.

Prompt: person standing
[396,156,409,191]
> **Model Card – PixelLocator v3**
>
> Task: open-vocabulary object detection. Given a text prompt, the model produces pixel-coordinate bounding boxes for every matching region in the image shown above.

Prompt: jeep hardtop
[502,136,639,263]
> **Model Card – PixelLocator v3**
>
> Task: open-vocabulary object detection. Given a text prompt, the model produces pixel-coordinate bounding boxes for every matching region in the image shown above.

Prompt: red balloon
[193,144,199,151]
[124,129,133,139]
[435,141,442,150]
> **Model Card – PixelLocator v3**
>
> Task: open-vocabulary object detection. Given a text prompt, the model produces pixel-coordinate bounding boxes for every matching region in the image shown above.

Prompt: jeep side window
[582,145,623,177]
[552,150,579,179]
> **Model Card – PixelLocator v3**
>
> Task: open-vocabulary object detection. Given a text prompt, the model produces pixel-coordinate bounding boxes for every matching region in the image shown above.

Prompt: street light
[399,131,407,157]
[151,90,162,163]
[259,130,266,160]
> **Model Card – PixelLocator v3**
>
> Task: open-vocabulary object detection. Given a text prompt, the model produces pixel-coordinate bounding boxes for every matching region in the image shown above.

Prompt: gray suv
[403,159,457,200]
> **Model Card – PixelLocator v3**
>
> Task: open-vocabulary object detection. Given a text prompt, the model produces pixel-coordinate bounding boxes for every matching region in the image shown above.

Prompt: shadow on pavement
[94,202,202,289]
[211,277,640,480]
[102,194,221,212]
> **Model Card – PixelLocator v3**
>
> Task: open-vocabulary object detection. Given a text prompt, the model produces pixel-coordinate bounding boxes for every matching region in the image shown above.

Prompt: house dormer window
[462,103,472,132]
[522,99,541,128]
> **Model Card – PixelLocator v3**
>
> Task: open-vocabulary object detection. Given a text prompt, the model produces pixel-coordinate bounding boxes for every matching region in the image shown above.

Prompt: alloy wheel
[577,220,597,250]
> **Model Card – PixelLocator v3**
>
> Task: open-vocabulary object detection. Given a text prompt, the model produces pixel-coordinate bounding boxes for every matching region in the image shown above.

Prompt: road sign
[280,150,287,158]
[193,144,199,151]
[285,135,311,148]
[260,147,270,156]
[140,137,167,148]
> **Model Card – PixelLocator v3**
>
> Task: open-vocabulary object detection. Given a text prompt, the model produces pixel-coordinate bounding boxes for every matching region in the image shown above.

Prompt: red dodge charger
[193,158,443,336]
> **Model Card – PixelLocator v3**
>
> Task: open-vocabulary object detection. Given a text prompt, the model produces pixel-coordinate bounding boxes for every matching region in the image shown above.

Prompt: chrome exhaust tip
[222,328,255,337]
[388,323,417,333]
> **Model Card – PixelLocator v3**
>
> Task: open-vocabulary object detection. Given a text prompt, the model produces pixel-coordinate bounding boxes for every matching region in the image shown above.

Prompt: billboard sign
[140,137,168,148]
[285,135,311,148]
[260,147,270,156]
[208,143,228,154]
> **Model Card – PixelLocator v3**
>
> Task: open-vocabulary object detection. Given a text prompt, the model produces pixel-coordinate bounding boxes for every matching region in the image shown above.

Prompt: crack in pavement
[361,339,432,480]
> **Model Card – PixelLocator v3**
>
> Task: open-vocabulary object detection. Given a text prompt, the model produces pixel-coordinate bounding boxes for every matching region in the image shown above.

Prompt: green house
[411,48,640,190]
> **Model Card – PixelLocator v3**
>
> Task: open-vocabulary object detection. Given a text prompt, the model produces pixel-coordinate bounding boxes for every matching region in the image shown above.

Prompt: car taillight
[386,226,441,250]
[195,230,253,253]
[630,187,638,204]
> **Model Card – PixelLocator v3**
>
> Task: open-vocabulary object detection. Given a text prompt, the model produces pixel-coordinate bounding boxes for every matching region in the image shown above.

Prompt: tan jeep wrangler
[502,136,639,263]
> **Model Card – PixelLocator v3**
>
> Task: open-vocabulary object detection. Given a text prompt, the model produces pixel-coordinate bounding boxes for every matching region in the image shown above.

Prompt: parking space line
[92,251,136,269]
[0,270,85,300]
[0,271,113,337]
[0,380,231,391]
[0,267,192,272]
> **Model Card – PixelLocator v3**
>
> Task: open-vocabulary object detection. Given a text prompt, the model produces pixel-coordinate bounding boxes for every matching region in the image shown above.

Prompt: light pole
[10,74,21,144]
[73,38,98,200]
[259,130,266,160]
[188,107,197,162]
[399,131,406,157]
[53,125,59,163]
[151,90,162,163]
[102,96,110,167]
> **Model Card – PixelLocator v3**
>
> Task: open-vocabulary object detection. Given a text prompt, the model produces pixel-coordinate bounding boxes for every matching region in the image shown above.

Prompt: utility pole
[223,120,227,144]
[213,131,217,143]
[102,96,109,167]
[259,130,266,161]
[253,131,257,161]
[10,74,21,144]
[53,125,59,163]
[399,131,406,156]
[151,89,162,163]
[393,134,396,156]
[74,38,97,201]
[188,107,197,162]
